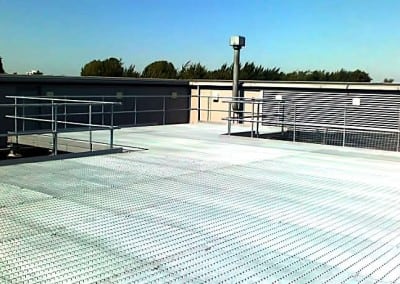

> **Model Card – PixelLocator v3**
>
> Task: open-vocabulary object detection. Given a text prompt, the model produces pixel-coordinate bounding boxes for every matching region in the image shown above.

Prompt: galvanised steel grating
[1,124,400,283]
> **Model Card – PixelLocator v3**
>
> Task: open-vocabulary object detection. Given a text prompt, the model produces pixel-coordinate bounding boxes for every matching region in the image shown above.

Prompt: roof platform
[1,123,400,283]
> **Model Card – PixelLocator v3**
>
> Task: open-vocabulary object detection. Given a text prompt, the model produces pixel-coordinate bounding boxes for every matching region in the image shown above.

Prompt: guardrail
[223,98,400,152]
[1,96,121,155]
[46,94,191,126]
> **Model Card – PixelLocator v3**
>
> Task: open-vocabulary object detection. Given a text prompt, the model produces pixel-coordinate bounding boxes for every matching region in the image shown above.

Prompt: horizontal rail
[223,117,400,134]
[15,108,192,119]
[0,126,119,138]
[0,102,119,107]
[6,96,121,105]
[51,95,191,99]
[6,115,118,130]
[221,98,400,111]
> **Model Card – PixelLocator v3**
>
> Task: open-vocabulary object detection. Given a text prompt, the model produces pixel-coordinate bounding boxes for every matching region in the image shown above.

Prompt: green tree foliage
[239,62,283,80]
[179,61,208,79]
[28,70,43,75]
[80,58,372,82]
[81,59,105,76]
[102,58,124,77]
[283,69,371,82]
[142,60,177,79]
[261,67,283,80]
[384,78,394,83]
[123,64,140,77]
[207,63,232,80]
[81,57,123,77]
[0,57,5,74]
[347,69,371,82]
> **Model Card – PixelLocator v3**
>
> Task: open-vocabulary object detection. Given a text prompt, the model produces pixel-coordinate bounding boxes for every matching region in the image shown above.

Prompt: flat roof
[1,123,400,283]
[1,74,400,91]
[190,80,400,92]
[0,74,189,86]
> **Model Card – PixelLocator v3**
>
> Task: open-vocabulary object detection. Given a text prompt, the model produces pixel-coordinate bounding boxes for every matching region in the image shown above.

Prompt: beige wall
[190,88,263,124]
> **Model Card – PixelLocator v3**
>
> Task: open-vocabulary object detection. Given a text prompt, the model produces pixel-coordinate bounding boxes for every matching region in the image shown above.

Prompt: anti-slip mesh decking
[1,124,400,283]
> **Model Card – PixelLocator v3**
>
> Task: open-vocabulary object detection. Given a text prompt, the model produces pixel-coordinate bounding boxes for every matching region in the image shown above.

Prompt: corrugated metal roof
[1,124,400,283]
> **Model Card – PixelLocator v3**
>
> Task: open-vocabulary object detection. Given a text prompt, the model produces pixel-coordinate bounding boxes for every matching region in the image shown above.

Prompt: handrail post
[343,106,346,147]
[197,85,201,122]
[64,103,67,128]
[22,98,25,132]
[89,104,92,152]
[51,100,54,133]
[293,104,296,142]
[53,103,58,155]
[397,108,400,152]
[207,96,210,122]
[281,102,285,134]
[134,96,137,125]
[14,97,18,144]
[102,96,105,126]
[256,101,260,137]
[163,96,166,125]
[251,99,255,138]
[228,101,232,135]
[110,104,114,149]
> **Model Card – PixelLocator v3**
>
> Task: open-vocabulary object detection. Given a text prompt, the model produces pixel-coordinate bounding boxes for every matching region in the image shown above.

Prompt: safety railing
[46,94,191,126]
[1,96,121,155]
[223,98,400,152]
[190,94,255,123]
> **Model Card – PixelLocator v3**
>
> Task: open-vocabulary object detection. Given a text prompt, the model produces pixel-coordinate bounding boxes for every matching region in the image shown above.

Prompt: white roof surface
[1,123,400,283]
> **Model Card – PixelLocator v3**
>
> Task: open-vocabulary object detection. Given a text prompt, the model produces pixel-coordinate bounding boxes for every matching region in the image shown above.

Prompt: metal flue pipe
[232,47,240,110]
[230,36,245,121]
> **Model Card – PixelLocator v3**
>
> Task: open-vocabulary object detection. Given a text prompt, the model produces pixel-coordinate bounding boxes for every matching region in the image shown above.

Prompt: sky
[1,0,399,82]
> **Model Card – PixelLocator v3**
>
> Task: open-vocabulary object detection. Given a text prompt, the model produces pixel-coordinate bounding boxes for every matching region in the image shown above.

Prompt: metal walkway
[1,123,400,283]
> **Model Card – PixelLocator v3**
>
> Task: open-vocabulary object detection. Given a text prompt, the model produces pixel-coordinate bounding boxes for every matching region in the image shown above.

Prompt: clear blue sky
[1,0,399,81]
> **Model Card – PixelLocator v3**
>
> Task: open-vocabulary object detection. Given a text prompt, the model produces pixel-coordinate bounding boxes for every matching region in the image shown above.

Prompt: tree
[179,61,208,79]
[81,57,123,77]
[81,59,104,76]
[27,70,43,75]
[238,62,283,80]
[101,58,124,77]
[207,63,232,80]
[0,57,5,74]
[347,69,371,82]
[240,62,264,80]
[282,69,372,82]
[261,67,283,80]
[383,78,394,83]
[123,64,140,77]
[141,60,177,79]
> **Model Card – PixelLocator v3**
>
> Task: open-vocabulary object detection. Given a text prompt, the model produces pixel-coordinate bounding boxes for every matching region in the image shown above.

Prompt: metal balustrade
[1,96,121,155]
[2,92,400,153]
[223,97,400,152]
[46,94,192,127]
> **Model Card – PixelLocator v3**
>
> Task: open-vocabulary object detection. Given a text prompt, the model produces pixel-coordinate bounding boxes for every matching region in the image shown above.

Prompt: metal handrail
[48,94,191,99]
[7,96,118,155]
[223,117,400,133]
[222,97,400,151]
[6,95,121,105]
[6,115,118,129]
